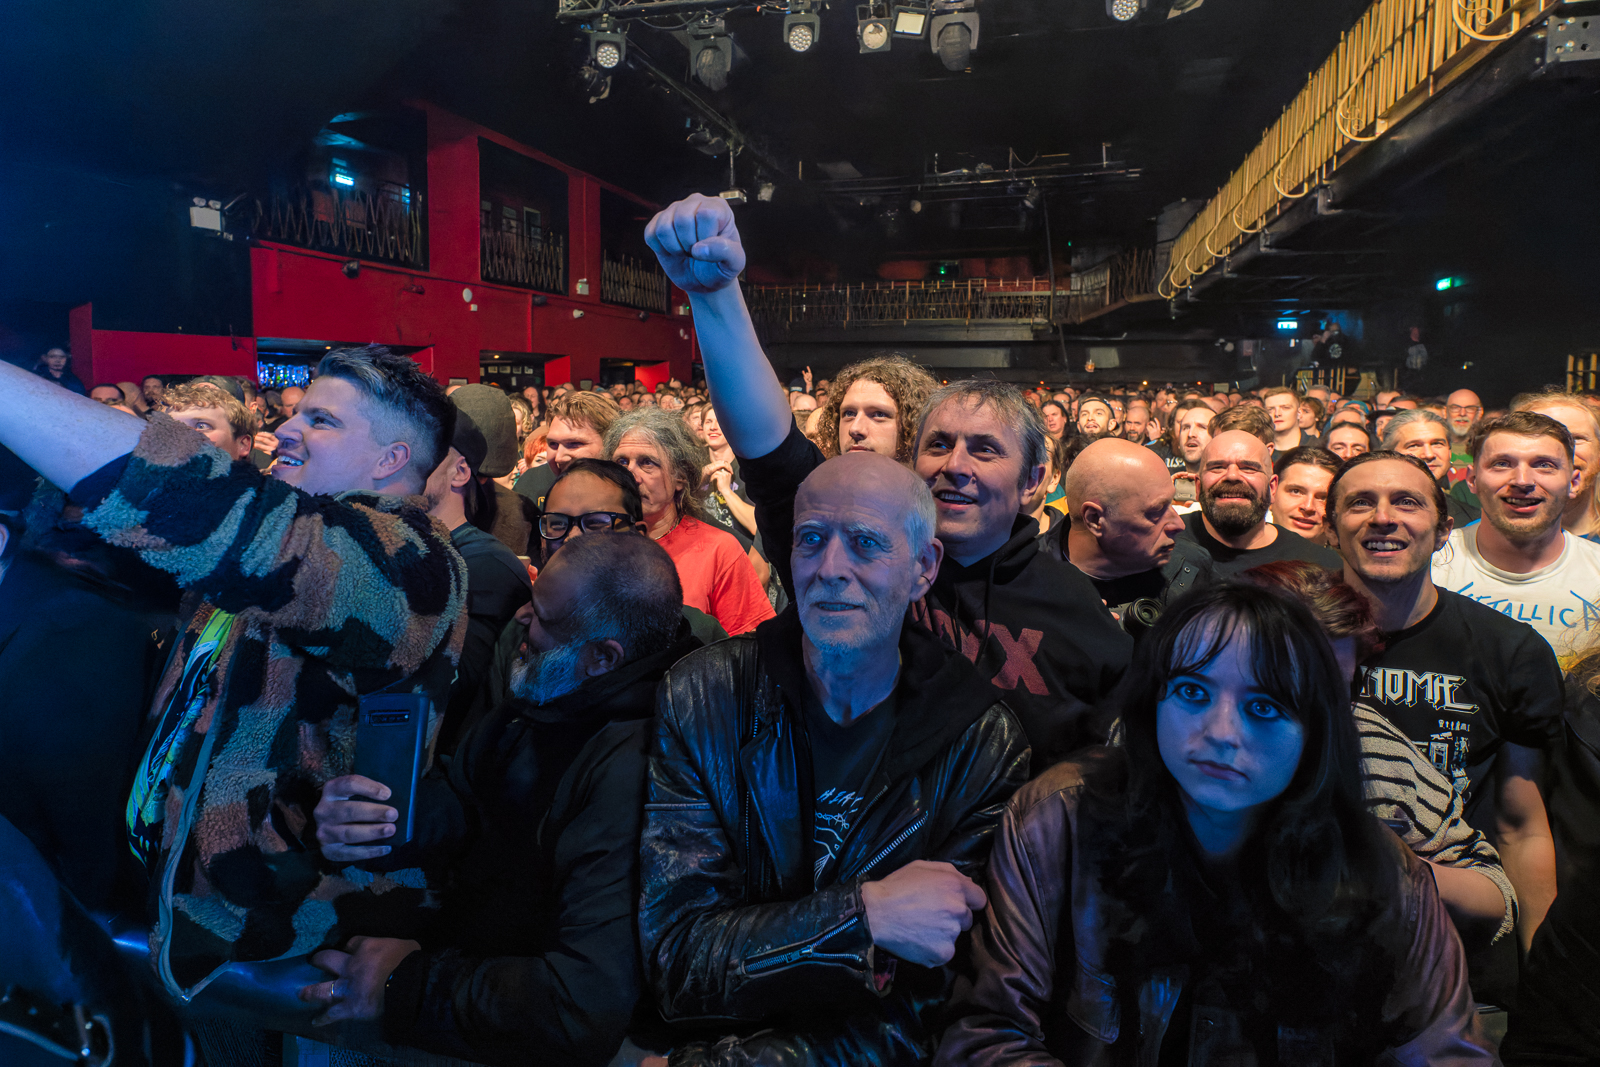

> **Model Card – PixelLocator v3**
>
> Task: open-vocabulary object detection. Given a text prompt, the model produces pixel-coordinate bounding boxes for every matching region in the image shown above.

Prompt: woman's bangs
[1166,605,1312,723]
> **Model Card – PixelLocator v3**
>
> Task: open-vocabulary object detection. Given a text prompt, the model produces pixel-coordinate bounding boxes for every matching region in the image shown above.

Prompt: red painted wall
[76,103,695,388]
[72,303,258,385]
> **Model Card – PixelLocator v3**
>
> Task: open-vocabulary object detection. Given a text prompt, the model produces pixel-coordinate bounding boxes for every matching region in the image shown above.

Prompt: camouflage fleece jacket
[80,414,468,998]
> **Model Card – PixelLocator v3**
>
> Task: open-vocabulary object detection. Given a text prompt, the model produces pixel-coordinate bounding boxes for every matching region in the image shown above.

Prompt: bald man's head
[1063,438,1175,517]
[798,451,936,555]
[793,452,942,656]
[1061,437,1186,576]
[1198,430,1275,539]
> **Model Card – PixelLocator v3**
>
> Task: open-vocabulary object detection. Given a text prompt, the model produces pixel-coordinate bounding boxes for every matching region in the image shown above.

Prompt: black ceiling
[4,0,1377,290]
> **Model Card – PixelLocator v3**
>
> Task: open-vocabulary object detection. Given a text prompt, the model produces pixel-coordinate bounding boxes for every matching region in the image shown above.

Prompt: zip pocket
[743,914,861,976]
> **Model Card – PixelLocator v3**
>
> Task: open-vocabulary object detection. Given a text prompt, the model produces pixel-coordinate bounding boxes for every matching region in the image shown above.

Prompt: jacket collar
[513,622,700,726]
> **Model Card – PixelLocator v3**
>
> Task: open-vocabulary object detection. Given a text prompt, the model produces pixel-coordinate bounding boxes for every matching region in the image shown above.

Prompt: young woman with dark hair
[939,583,1491,1066]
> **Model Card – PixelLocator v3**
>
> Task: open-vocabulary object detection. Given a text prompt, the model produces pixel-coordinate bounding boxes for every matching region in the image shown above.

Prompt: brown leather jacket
[938,757,1496,1067]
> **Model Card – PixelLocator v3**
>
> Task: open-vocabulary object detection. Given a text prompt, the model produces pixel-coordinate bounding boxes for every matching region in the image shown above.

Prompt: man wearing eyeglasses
[1446,389,1484,486]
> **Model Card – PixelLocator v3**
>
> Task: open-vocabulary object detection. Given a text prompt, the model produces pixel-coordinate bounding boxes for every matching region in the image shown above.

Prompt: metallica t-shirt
[1432,526,1600,666]
[804,688,896,890]
[1356,589,1563,816]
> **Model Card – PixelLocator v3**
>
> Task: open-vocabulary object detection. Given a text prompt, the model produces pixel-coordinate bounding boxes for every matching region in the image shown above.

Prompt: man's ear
[372,441,413,483]
[1080,500,1108,536]
[582,639,626,677]
[915,537,944,593]
[1022,462,1046,498]
[449,455,474,490]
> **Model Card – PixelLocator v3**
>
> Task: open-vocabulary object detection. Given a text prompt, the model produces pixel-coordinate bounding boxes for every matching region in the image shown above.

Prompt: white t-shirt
[1432,525,1600,664]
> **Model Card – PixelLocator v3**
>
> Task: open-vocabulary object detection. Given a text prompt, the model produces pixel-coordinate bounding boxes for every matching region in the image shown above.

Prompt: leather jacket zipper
[858,812,927,878]
[744,915,860,975]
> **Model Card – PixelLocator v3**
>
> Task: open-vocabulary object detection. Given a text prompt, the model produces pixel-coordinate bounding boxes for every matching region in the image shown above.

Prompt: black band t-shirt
[804,687,897,890]
[1177,511,1343,579]
[1357,588,1564,817]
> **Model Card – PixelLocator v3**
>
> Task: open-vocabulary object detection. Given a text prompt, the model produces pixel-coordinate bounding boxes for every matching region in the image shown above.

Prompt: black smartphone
[353,692,432,845]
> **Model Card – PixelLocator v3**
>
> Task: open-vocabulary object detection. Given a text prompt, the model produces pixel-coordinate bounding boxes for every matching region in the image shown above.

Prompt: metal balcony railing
[481,229,566,294]
[1161,0,1552,297]
[601,254,670,313]
[744,256,1159,331]
[253,184,424,268]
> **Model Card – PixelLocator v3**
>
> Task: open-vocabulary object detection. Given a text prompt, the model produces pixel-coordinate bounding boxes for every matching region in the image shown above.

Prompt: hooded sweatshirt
[742,424,1132,770]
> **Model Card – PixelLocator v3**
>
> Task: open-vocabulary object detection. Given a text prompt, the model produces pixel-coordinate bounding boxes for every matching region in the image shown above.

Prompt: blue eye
[1244,699,1285,721]
[1173,681,1207,703]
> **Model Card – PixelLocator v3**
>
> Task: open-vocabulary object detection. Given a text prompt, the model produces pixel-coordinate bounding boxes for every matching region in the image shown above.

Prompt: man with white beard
[305,532,699,1065]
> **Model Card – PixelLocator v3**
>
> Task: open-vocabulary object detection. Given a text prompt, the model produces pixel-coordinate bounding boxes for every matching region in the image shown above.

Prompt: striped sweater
[83,414,468,997]
[1355,702,1517,941]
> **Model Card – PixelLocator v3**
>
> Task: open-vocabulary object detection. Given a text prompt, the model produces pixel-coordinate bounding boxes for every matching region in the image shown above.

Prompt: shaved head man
[1174,429,1342,577]
[1059,438,1212,617]
[1446,389,1483,454]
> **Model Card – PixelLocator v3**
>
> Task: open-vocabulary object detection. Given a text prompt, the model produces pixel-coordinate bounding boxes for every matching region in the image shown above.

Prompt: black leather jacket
[639,608,1031,1066]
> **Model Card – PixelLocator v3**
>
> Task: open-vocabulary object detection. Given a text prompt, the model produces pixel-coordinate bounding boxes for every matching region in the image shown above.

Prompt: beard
[509,640,588,705]
[1202,478,1270,538]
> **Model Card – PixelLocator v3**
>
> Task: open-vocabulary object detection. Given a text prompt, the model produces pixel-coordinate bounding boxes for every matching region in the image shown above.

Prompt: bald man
[1057,439,1214,621]
[1445,388,1484,484]
[640,451,1029,1066]
[1175,429,1343,577]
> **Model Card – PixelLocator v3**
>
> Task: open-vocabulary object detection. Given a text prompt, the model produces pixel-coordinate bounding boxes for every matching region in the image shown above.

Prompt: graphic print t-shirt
[1356,589,1563,813]
[1432,526,1600,665]
[805,689,896,890]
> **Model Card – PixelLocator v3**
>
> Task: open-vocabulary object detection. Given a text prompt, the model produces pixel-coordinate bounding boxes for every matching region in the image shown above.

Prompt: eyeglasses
[1446,405,1481,415]
[537,510,634,540]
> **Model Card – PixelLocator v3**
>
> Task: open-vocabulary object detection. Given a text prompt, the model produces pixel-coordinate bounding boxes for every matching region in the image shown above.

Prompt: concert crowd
[5,192,1600,1066]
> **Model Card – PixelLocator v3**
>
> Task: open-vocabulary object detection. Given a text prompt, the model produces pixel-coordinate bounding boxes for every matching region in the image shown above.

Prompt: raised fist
[644,193,746,294]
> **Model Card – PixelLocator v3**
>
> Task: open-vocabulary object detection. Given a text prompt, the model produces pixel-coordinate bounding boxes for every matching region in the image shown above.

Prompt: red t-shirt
[657,515,775,635]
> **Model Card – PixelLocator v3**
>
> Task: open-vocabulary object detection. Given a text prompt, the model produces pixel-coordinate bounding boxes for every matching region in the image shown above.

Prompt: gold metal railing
[1160,0,1549,298]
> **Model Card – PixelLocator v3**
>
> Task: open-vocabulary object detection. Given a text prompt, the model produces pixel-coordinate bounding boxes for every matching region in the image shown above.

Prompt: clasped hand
[314,774,398,862]
[861,860,987,968]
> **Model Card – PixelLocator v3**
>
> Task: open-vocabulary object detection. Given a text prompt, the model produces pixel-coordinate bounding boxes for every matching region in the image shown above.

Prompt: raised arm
[644,195,792,460]
[0,360,145,490]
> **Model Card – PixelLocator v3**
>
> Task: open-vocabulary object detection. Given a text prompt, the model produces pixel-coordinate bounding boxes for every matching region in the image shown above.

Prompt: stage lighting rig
[587,15,627,68]
[929,0,977,70]
[892,0,929,37]
[1106,0,1146,20]
[857,2,892,52]
[687,19,734,90]
[783,1,820,52]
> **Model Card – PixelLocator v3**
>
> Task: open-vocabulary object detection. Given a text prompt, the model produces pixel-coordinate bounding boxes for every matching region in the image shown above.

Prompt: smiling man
[639,452,1028,1067]
[1177,429,1342,578]
[1269,445,1341,545]
[0,345,467,1025]
[1383,409,1480,528]
[1433,410,1600,661]
[643,193,1130,765]
[1514,389,1600,540]
[1332,451,1562,968]
[512,391,622,517]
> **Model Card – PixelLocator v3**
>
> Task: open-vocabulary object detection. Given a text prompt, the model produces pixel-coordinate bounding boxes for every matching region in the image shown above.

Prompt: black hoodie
[741,423,1132,771]
[914,515,1133,770]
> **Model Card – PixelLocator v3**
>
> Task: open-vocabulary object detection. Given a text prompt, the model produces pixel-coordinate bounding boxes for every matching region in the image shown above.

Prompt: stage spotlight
[588,16,626,69]
[1106,0,1145,20]
[893,1,929,36]
[857,4,892,52]
[929,1,978,70]
[783,3,820,52]
[689,25,734,90]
